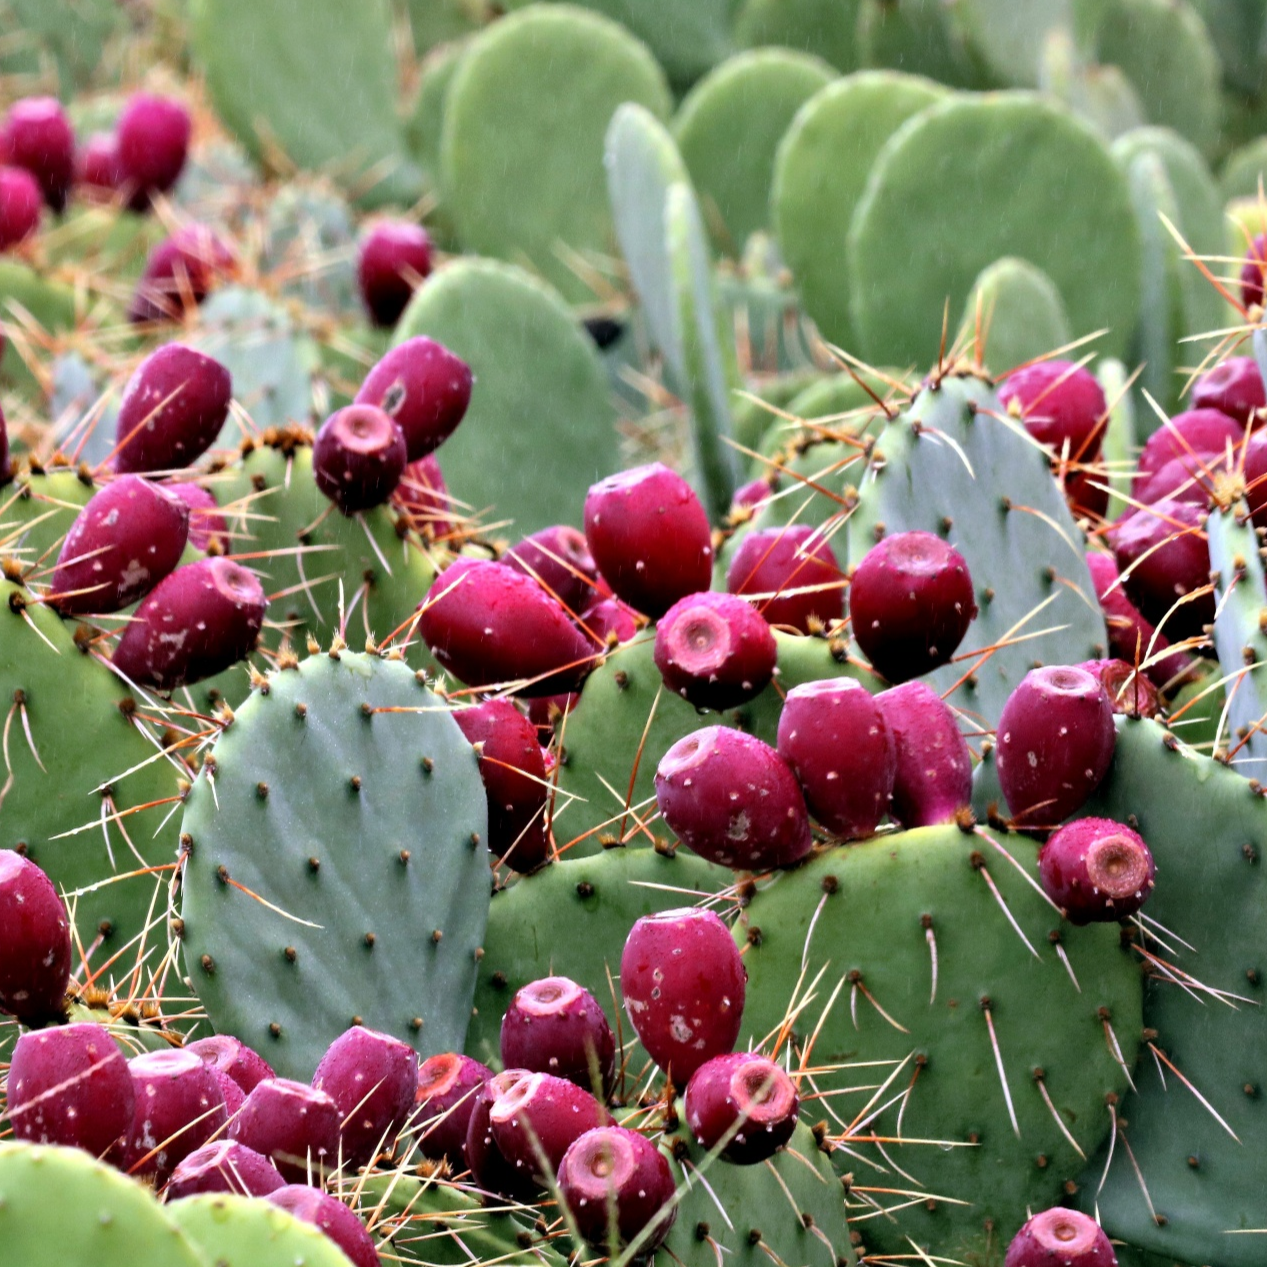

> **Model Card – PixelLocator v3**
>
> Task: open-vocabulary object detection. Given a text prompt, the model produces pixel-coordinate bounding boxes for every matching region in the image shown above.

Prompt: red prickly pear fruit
[1076,659,1161,718]
[213,1068,245,1117]
[129,224,236,324]
[312,404,407,514]
[0,400,9,485]
[1004,1207,1118,1266]
[465,1068,539,1198]
[51,475,189,616]
[1062,464,1109,523]
[1134,452,1224,507]
[7,1023,135,1155]
[581,595,638,646]
[112,557,267,690]
[499,976,617,1095]
[620,908,746,1082]
[0,849,71,1022]
[730,476,776,516]
[113,344,232,474]
[454,699,551,872]
[488,1071,607,1184]
[76,132,121,194]
[526,692,579,736]
[726,524,846,634]
[683,1052,799,1165]
[1133,409,1242,494]
[118,1048,228,1185]
[655,727,811,870]
[1038,817,1155,926]
[998,360,1107,457]
[168,482,229,552]
[0,97,74,212]
[875,682,972,829]
[185,1035,274,1097]
[583,463,713,619]
[1191,356,1266,428]
[504,525,599,612]
[848,531,977,683]
[995,666,1116,827]
[312,1026,418,1168]
[355,337,472,462]
[1240,233,1267,311]
[1084,552,1194,692]
[420,557,598,695]
[653,591,777,710]
[776,679,896,840]
[0,166,42,249]
[559,1126,677,1252]
[1107,498,1213,641]
[394,454,452,540]
[415,1053,492,1167]
[116,94,190,211]
[166,1139,285,1199]
[268,1186,379,1267]
[229,1077,342,1183]
[357,222,433,328]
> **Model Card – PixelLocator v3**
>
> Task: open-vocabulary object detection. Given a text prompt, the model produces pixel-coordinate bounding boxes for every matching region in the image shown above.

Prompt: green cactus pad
[847,374,1108,725]
[1221,135,1267,202]
[955,0,1081,87]
[734,0,862,72]
[1076,717,1267,1261]
[1,468,94,570]
[731,369,821,454]
[440,5,670,303]
[856,0,990,88]
[165,1194,355,1267]
[673,50,836,255]
[394,257,618,536]
[404,0,484,54]
[848,93,1140,365]
[1193,0,1266,95]
[736,825,1142,1261]
[0,1143,208,1266]
[405,40,469,249]
[0,579,182,947]
[261,182,357,317]
[772,70,946,351]
[0,260,81,400]
[955,256,1073,377]
[467,846,731,1073]
[0,0,125,95]
[657,1110,855,1266]
[180,651,489,1080]
[191,0,421,207]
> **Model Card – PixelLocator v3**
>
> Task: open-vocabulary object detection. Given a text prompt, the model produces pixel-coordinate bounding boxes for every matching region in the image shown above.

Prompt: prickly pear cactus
[165,1193,356,1267]
[179,649,489,1079]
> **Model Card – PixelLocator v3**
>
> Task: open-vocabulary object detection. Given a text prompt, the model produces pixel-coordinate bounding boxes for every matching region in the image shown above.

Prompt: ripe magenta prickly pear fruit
[581,595,638,646]
[357,222,432,328]
[1039,817,1155,925]
[876,682,971,829]
[118,1048,228,1184]
[212,1068,245,1117]
[684,1052,799,1164]
[113,343,232,474]
[849,531,976,683]
[51,475,189,616]
[1134,452,1225,508]
[777,679,896,839]
[0,849,71,1022]
[312,1026,418,1168]
[1,97,74,211]
[229,1077,342,1183]
[1107,498,1213,641]
[116,94,190,210]
[454,699,551,872]
[129,224,236,324]
[488,1071,607,1185]
[1133,408,1242,494]
[995,667,1116,827]
[415,1053,492,1167]
[76,132,121,194]
[559,1126,677,1252]
[465,1068,539,1198]
[7,1022,134,1155]
[504,525,599,612]
[186,1034,274,1095]
[998,360,1107,456]
[168,482,229,552]
[1191,356,1265,427]
[500,976,616,1095]
[1004,1207,1117,1266]
[421,557,598,695]
[355,336,472,462]
[653,591,776,710]
[620,908,746,1082]
[0,166,42,249]
[268,1186,379,1267]
[1241,233,1267,310]
[730,476,776,515]
[584,463,713,618]
[312,404,407,514]
[166,1139,285,1199]
[1076,659,1161,718]
[655,727,811,870]
[725,524,844,633]
[112,558,267,690]
[394,454,452,539]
